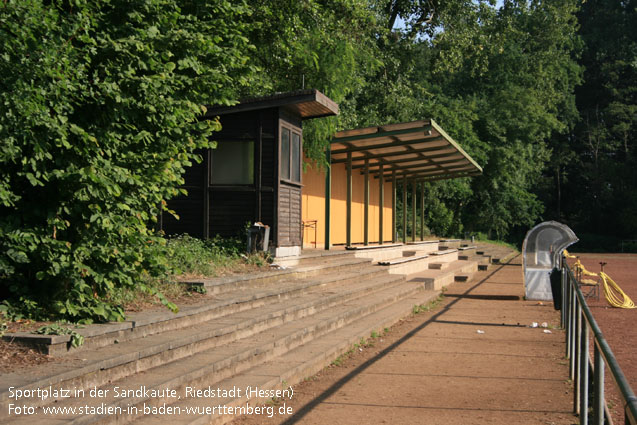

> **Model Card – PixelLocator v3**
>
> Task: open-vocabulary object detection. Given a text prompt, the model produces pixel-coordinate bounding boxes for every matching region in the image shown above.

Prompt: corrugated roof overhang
[330,119,482,182]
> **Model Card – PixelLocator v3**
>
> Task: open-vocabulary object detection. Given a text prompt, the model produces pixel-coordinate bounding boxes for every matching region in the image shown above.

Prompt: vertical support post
[574,303,582,414]
[570,288,577,377]
[580,314,589,425]
[379,163,384,245]
[392,171,396,243]
[593,344,605,425]
[561,268,566,329]
[203,149,211,239]
[566,272,572,360]
[402,174,407,244]
[364,158,369,246]
[346,152,352,247]
[420,182,425,241]
[256,115,263,222]
[324,147,331,250]
[411,180,416,242]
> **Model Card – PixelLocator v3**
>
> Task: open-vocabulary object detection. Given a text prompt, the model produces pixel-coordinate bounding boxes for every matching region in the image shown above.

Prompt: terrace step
[3,262,386,356]
[428,261,454,270]
[2,277,430,425]
[383,249,458,275]
[350,244,411,263]
[407,259,478,291]
[191,256,374,294]
[271,249,356,268]
[130,288,440,425]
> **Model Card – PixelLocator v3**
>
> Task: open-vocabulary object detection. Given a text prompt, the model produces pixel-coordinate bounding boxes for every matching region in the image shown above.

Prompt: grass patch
[111,234,271,312]
[472,234,519,252]
[412,292,445,315]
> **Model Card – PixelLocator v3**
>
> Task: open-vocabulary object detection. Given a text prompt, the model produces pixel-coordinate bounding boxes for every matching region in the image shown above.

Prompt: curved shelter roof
[330,119,482,181]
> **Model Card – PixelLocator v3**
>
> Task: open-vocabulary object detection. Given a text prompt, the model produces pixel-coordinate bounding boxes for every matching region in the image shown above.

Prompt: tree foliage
[549,0,637,242]
[0,0,253,322]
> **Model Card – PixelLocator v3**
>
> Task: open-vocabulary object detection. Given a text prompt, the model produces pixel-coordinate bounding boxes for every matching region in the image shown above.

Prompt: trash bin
[549,267,562,310]
[246,222,270,253]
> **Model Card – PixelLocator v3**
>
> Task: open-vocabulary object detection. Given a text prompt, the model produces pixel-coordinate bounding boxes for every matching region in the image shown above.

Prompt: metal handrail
[561,258,637,425]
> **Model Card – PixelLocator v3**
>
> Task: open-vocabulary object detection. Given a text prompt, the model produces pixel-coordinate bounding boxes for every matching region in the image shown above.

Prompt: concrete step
[402,241,440,256]
[350,244,408,263]
[271,249,355,268]
[189,256,373,294]
[386,249,458,275]
[4,280,429,425]
[407,259,478,291]
[3,263,388,356]
[0,271,406,416]
[428,261,454,270]
[129,288,440,425]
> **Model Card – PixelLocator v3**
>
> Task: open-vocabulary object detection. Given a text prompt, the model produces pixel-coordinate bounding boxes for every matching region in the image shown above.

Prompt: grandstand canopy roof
[330,119,482,181]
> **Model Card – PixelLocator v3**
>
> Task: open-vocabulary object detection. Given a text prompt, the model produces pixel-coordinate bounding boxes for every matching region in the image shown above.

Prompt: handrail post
[565,269,572,359]
[571,285,578,379]
[575,302,581,414]
[580,313,589,424]
[593,343,605,425]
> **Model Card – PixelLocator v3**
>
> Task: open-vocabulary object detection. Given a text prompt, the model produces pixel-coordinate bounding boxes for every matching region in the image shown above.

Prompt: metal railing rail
[561,259,637,425]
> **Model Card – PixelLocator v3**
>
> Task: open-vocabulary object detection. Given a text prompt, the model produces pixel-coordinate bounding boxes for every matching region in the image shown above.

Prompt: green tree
[0,0,254,322]
[558,0,637,241]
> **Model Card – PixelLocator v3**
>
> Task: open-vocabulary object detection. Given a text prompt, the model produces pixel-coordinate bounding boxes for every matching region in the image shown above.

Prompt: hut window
[291,132,301,181]
[281,126,302,183]
[281,128,290,180]
[211,140,254,185]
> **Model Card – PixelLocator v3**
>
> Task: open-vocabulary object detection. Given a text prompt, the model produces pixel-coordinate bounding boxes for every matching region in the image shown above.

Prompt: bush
[164,234,244,277]
[0,0,254,323]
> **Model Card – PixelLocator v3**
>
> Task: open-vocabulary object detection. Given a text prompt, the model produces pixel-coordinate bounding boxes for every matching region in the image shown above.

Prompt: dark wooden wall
[162,108,284,245]
[161,150,205,238]
[277,111,303,247]
[278,184,302,246]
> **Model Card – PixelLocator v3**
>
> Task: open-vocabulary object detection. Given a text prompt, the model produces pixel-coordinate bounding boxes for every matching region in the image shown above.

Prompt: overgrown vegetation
[1,0,633,322]
[35,323,85,348]
[0,0,253,323]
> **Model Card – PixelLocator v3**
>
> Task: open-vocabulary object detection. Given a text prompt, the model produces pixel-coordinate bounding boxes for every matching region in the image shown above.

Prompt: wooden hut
[160,89,339,257]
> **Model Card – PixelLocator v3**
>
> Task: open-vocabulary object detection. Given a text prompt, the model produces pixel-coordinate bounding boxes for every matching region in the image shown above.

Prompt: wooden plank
[379,163,384,245]
[364,158,369,246]
[402,176,407,243]
[331,143,450,164]
[346,152,352,246]
[325,147,331,250]
[412,179,416,242]
[392,171,396,244]
[420,182,425,241]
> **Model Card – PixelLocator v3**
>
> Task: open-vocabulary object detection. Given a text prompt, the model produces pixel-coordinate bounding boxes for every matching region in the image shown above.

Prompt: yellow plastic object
[600,272,636,309]
[565,252,636,309]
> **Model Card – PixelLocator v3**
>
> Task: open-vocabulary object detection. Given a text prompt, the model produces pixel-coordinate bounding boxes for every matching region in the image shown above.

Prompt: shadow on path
[281,256,521,425]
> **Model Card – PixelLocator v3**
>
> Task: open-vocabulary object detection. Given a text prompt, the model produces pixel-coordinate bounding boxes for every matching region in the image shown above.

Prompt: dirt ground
[567,253,637,424]
[232,258,576,425]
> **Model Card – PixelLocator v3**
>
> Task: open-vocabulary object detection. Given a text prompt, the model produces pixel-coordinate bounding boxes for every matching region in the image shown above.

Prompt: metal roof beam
[373,166,478,180]
[351,152,464,170]
[331,140,447,163]
[330,135,443,155]
[363,159,470,175]
[330,125,432,145]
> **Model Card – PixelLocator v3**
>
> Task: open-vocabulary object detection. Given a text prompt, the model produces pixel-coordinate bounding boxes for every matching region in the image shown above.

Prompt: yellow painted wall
[302,160,393,247]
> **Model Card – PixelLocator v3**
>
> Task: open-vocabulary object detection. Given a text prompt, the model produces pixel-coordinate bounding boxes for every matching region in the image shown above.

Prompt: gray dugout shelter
[523,221,579,300]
